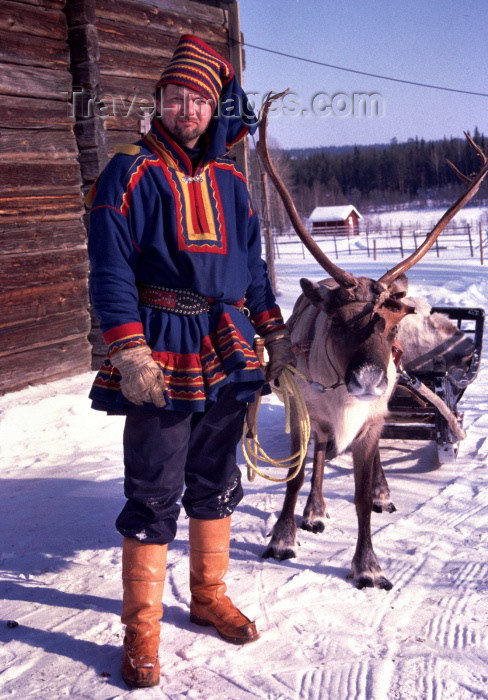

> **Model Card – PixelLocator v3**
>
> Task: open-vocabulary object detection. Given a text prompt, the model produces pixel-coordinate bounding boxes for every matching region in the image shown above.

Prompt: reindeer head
[299,274,416,399]
[257,90,488,400]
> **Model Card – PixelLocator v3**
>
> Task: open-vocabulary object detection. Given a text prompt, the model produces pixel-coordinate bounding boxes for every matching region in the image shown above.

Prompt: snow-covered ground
[1,219,487,699]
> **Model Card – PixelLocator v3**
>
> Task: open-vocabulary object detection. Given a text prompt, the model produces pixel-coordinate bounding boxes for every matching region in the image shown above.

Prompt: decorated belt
[137,283,246,315]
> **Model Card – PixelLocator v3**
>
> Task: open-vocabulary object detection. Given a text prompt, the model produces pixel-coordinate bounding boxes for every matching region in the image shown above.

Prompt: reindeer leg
[301,437,329,533]
[371,449,396,513]
[262,423,306,561]
[262,462,306,560]
[348,424,393,590]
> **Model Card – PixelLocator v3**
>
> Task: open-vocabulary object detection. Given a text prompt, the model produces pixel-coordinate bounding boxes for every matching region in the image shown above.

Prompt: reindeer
[256,92,488,590]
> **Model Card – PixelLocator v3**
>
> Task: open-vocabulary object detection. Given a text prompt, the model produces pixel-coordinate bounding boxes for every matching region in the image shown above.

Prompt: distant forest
[249,129,487,230]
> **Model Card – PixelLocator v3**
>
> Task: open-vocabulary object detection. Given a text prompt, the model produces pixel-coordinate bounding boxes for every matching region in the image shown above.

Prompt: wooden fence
[272,219,488,266]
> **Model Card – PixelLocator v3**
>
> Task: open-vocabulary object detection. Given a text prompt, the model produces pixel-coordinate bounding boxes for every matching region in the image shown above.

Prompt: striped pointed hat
[156,35,234,104]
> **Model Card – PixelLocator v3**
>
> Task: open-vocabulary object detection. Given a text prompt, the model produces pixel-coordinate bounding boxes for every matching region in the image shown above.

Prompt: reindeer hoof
[355,575,375,589]
[262,546,296,561]
[372,500,396,514]
[301,519,325,533]
[347,570,393,590]
[353,575,393,590]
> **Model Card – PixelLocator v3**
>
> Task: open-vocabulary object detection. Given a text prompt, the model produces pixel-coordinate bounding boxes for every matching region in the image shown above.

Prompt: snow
[1,221,488,699]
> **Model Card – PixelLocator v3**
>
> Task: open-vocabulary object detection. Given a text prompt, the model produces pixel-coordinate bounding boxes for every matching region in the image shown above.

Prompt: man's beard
[168,120,205,147]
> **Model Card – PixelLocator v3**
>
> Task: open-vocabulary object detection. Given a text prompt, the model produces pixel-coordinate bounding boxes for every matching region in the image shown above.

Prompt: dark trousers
[115,385,247,544]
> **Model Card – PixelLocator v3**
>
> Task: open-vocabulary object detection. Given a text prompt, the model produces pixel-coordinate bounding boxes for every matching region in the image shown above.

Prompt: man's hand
[113,345,167,407]
[263,329,296,382]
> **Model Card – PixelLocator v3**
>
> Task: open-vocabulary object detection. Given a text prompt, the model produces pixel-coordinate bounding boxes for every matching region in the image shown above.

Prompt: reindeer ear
[300,278,333,307]
[389,273,409,299]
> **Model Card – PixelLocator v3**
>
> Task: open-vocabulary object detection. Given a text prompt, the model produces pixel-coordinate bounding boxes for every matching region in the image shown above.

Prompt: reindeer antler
[377,133,488,286]
[256,90,358,288]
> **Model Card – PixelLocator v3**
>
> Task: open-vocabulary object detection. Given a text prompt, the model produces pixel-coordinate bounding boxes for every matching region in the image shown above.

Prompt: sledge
[382,306,485,463]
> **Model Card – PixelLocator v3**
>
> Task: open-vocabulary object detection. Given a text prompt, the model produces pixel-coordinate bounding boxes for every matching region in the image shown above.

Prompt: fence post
[467,223,473,257]
[480,221,484,265]
[366,227,370,258]
[333,235,338,258]
[399,224,404,257]
[373,238,377,261]
[435,236,440,258]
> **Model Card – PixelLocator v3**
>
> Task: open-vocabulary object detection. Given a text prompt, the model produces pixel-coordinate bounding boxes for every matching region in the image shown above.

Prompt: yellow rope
[242,365,311,483]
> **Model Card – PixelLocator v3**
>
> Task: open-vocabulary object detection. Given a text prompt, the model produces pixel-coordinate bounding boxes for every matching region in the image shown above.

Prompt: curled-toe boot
[189,517,259,645]
[121,538,167,688]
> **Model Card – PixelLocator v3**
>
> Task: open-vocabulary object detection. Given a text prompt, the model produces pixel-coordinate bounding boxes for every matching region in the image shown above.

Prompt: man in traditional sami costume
[87,35,294,688]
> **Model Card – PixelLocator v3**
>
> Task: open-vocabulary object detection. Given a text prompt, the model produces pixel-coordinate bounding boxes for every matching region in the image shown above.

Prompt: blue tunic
[87,118,285,413]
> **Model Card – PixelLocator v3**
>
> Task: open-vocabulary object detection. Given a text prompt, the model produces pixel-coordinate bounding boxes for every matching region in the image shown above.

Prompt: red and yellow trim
[251,307,286,337]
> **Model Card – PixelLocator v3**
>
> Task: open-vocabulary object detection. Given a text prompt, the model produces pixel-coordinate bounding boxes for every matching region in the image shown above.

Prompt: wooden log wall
[0,0,91,394]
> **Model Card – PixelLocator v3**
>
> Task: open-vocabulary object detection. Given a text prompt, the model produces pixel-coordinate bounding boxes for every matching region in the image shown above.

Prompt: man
[87,35,294,688]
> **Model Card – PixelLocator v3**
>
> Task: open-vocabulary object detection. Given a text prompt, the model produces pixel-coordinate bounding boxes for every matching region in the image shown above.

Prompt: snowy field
[1,213,487,699]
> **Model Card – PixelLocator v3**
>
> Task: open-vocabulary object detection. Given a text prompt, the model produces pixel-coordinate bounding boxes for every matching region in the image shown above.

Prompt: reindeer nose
[346,364,388,400]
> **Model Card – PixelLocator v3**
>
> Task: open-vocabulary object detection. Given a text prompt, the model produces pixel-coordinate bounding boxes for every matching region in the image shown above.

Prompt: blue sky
[238,0,488,149]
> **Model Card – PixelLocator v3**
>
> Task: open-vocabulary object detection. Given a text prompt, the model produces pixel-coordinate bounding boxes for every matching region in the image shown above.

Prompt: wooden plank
[0,162,82,193]
[0,338,92,396]
[0,95,73,129]
[96,16,228,57]
[0,129,79,161]
[98,44,172,78]
[10,0,66,9]
[0,28,69,68]
[0,249,88,290]
[0,280,89,329]
[96,0,225,26]
[0,1,67,40]
[0,311,91,355]
[0,63,72,100]
[0,194,84,223]
[0,219,87,254]
[96,0,158,27]
[99,74,158,96]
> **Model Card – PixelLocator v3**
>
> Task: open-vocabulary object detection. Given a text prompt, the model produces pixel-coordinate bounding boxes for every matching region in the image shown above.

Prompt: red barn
[309,205,362,235]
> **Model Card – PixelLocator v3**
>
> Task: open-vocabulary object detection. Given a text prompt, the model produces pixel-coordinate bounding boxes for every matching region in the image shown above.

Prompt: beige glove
[263,328,296,381]
[113,345,167,407]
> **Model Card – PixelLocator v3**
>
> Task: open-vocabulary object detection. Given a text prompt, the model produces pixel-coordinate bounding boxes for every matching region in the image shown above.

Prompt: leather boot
[189,517,259,645]
[121,538,167,688]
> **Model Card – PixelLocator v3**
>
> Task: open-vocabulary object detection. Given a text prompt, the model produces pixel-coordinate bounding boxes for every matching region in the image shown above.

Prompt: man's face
[159,84,215,148]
